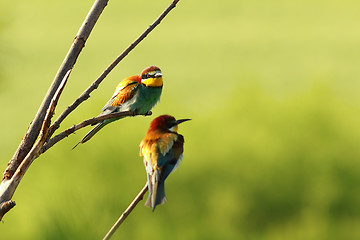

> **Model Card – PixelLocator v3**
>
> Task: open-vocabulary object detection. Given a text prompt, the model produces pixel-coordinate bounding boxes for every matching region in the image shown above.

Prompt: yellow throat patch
[142,77,163,87]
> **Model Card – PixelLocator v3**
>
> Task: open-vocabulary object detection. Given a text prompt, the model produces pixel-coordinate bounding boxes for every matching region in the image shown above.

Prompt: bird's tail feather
[145,170,167,211]
[72,122,106,149]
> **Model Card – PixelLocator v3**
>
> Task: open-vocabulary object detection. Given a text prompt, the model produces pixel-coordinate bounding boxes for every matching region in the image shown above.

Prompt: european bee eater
[74,66,163,148]
[140,115,191,211]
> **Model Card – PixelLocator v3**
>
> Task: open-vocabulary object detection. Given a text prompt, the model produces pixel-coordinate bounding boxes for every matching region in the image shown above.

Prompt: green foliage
[1,0,360,239]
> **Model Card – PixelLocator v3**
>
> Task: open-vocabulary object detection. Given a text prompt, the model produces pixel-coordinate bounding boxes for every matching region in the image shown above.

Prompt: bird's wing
[140,138,158,172]
[156,133,184,180]
[157,133,178,160]
[102,76,140,111]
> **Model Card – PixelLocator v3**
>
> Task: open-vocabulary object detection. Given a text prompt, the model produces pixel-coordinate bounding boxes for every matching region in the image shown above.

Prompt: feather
[73,122,105,149]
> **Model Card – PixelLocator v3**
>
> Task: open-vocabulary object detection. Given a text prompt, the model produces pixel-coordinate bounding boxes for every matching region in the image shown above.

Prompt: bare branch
[47,0,181,140]
[0,201,16,219]
[40,110,152,154]
[103,183,148,240]
[2,0,109,182]
[0,70,70,221]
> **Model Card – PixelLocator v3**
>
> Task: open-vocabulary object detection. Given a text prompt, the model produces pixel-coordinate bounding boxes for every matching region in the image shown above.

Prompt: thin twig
[2,0,109,182]
[103,183,148,240]
[40,110,152,154]
[41,69,71,140]
[47,0,181,141]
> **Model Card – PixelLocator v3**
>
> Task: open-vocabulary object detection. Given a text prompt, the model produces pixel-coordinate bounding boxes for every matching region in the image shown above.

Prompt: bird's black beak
[176,118,191,125]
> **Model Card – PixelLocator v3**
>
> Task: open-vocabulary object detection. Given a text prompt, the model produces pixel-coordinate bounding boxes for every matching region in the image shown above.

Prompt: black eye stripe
[142,71,160,79]
[142,73,151,79]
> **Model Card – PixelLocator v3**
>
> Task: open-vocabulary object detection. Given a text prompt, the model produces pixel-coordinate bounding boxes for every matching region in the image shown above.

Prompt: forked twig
[0,0,181,223]
[2,0,109,182]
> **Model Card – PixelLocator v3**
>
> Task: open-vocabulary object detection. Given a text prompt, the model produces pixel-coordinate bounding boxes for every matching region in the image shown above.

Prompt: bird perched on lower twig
[140,115,191,211]
[73,66,163,149]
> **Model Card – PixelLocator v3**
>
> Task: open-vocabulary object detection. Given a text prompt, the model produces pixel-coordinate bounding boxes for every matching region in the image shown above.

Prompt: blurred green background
[1,0,360,239]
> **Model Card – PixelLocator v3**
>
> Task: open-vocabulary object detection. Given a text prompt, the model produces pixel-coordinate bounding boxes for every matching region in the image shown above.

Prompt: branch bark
[103,183,148,240]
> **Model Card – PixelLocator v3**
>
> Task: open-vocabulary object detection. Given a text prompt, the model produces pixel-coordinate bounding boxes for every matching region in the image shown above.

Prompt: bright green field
[1,0,360,239]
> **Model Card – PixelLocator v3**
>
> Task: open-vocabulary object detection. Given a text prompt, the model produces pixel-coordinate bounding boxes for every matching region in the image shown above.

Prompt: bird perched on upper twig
[73,66,163,149]
[140,115,191,211]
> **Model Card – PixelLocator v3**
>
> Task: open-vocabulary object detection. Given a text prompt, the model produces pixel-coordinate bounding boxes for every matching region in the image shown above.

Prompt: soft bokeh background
[1,0,360,239]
